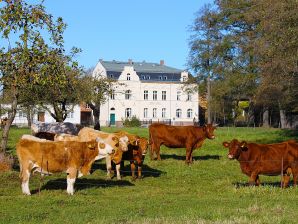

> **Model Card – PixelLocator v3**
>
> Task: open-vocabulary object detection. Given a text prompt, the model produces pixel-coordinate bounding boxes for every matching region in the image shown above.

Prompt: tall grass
[0,127,297,224]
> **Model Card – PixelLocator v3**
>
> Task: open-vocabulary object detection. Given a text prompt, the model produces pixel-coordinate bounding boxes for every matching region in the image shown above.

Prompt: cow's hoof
[137,175,144,180]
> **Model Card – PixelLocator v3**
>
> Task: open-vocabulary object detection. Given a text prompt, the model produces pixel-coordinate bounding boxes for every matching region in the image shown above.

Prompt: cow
[17,135,114,195]
[149,123,217,164]
[34,132,56,141]
[112,131,149,180]
[78,127,129,180]
[222,139,298,187]
[121,136,149,180]
[54,133,80,141]
[31,122,80,135]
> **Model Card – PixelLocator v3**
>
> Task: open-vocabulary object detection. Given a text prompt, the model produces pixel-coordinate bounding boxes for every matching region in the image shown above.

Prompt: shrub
[123,116,141,127]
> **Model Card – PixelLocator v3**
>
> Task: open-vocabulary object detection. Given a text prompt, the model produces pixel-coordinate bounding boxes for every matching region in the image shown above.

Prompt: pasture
[0,127,298,224]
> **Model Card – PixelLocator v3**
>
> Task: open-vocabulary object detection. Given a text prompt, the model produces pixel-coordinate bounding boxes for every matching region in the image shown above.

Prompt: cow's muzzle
[228,154,234,159]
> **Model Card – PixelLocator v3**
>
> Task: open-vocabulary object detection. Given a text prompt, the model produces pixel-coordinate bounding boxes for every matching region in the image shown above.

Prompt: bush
[123,116,141,127]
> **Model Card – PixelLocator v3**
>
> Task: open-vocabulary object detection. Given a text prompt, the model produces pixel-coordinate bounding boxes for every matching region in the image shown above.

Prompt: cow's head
[138,137,149,155]
[111,148,123,164]
[95,137,115,159]
[117,135,129,152]
[222,139,247,160]
[203,124,217,139]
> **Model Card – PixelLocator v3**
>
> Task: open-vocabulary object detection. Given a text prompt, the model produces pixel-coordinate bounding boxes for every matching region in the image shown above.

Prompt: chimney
[128,59,133,65]
[99,58,103,63]
[160,60,165,65]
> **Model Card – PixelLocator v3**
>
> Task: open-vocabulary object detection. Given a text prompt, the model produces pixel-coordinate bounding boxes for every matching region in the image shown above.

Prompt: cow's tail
[148,128,154,160]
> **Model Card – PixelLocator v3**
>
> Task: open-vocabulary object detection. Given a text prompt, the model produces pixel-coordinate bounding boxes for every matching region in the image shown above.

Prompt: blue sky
[42,1,212,70]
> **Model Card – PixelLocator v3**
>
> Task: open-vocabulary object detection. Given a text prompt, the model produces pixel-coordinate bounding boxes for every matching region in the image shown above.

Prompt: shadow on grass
[119,163,166,178]
[31,178,134,194]
[160,154,221,161]
[233,180,296,188]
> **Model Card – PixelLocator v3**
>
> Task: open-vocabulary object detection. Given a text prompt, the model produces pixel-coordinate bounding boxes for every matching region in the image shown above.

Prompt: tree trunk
[279,109,287,129]
[90,103,101,130]
[1,97,17,153]
[207,75,212,124]
[26,106,33,128]
[262,108,270,128]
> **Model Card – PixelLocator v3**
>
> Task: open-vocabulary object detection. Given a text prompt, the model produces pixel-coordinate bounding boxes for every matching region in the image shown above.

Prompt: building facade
[93,59,199,127]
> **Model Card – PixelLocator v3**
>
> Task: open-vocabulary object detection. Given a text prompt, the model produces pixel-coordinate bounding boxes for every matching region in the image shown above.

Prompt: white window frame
[153,91,157,101]
[177,91,181,101]
[176,109,182,118]
[144,90,148,100]
[125,90,132,100]
[187,109,193,118]
[153,108,157,118]
[162,108,166,118]
[125,108,132,118]
[162,91,166,101]
[144,108,148,118]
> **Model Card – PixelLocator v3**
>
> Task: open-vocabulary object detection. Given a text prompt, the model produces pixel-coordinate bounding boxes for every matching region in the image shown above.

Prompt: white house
[92,59,199,127]
[4,59,199,127]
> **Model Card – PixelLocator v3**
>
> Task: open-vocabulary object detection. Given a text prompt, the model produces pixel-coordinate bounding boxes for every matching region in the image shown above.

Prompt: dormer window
[127,73,131,80]
[163,76,167,80]
[182,76,187,82]
[109,74,114,78]
[142,75,146,80]
[159,76,162,80]
[146,75,150,80]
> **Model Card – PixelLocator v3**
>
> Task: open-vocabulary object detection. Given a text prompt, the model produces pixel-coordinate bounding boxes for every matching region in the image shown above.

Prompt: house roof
[102,60,183,82]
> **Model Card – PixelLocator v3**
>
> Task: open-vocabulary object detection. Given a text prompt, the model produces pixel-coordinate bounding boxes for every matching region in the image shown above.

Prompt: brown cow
[17,135,114,195]
[149,123,216,164]
[222,139,298,187]
[117,136,149,180]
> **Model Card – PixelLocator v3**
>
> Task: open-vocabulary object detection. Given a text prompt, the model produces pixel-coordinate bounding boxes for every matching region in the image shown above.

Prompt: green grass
[0,127,297,224]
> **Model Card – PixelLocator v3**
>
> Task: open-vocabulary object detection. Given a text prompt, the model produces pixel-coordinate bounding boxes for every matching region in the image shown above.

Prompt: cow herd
[16,122,298,195]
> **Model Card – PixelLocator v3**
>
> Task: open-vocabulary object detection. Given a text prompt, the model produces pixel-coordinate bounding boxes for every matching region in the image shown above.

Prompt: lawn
[0,127,297,224]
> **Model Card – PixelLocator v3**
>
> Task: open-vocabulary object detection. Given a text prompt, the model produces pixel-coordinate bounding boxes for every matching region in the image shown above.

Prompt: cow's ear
[240,141,248,150]
[115,143,119,147]
[112,136,119,142]
[88,143,96,150]
[222,142,230,148]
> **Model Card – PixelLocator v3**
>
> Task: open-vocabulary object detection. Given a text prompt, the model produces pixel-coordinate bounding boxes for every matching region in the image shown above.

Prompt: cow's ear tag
[99,143,105,149]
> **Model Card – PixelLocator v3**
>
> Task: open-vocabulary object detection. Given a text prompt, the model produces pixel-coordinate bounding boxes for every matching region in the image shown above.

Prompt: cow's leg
[156,143,162,160]
[130,162,136,180]
[20,162,31,195]
[137,163,143,179]
[248,172,258,186]
[255,175,260,186]
[115,164,121,180]
[67,168,77,195]
[185,148,192,165]
[105,155,113,179]
[150,143,155,160]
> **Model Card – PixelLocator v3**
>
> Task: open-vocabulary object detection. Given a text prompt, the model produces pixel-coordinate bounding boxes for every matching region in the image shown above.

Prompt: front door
[110,113,115,125]
[38,112,45,122]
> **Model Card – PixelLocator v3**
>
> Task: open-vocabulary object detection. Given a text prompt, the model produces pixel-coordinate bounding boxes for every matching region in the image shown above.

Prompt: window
[187,93,192,101]
[125,108,132,118]
[127,73,131,80]
[177,91,181,101]
[144,108,148,118]
[182,76,187,82]
[146,75,150,80]
[162,108,166,118]
[159,76,162,80]
[153,108,157,118]
[153,91,157,100]
[176,109,182,118]
[85,104,91,109]
[142,75,146,80]
[110,90,115,100]
[162,91,166,100]
[109,74,114,78]
[125,90,131,100]
[144,90,148,100]
[163,76,167,80]
[18,111,27,118]
[67,112,74,118]
[187,109,193,118]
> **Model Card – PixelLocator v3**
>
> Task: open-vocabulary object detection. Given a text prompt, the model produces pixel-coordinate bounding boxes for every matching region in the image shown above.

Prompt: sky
[38,0,212,70]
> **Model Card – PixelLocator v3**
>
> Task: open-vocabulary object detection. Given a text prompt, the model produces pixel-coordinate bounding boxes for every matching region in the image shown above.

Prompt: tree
[0,0,67,152]
[188,4,222,124]
[82,69,116,130]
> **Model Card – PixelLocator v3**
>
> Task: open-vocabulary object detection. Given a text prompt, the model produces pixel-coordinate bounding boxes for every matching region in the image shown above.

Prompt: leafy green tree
[0,0,67,152]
